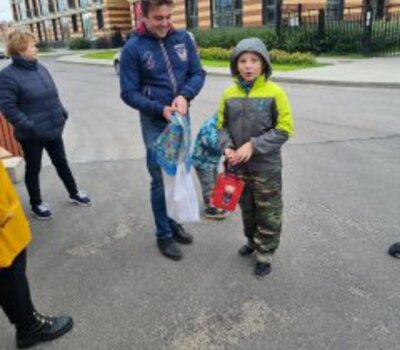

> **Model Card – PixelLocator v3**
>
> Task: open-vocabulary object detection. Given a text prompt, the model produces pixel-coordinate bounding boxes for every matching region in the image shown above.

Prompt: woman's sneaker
[204,206,227,220]
[31,203,53,220]
[69,190,91,206]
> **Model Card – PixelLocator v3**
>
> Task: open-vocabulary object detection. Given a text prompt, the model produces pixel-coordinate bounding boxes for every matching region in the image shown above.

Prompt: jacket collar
[235,75,267,93]
[12,55,38,70]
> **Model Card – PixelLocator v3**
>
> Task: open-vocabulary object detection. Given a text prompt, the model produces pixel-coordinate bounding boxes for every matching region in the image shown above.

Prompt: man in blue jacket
[120,0,206,261]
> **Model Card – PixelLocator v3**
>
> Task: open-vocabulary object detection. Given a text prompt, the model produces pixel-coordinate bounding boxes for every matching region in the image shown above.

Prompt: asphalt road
[1,58,400,350]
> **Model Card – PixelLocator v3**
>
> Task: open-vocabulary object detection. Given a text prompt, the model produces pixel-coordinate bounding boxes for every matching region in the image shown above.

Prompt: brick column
[243,0,263,27]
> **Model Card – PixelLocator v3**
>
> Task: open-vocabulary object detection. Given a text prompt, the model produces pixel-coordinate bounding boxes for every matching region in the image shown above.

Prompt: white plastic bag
[163,163,200,223]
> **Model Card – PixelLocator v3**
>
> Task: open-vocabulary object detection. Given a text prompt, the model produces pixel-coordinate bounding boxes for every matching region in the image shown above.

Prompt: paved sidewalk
[56,51,400,89]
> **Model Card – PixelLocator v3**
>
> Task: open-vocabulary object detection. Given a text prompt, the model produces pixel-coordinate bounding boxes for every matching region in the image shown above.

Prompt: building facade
[10,0,131,43]
[127,0,400,29]
[10,0,400,43]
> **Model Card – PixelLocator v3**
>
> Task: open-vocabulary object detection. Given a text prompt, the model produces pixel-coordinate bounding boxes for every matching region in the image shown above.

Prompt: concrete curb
[56,55,400,90]
[205,70,400,89]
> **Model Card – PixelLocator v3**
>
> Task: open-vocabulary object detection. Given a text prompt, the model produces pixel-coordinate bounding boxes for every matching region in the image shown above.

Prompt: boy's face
[143,4,173,39]
[237,52,264,82]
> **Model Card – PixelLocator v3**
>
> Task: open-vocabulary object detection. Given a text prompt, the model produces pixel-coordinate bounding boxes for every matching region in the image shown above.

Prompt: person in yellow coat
[0,161,73,349]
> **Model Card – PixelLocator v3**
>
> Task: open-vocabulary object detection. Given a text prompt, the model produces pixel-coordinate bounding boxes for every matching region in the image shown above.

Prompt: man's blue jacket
[120,24,206,118]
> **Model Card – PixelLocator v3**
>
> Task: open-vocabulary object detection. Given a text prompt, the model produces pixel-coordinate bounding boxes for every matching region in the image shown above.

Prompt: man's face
[143,4,173,39]
[237,52,264,82]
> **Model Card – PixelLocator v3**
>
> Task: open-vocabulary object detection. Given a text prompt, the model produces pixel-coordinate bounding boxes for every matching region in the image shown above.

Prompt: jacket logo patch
[256,100,268,111]
[174,44,188,61]
[143,51,155,70]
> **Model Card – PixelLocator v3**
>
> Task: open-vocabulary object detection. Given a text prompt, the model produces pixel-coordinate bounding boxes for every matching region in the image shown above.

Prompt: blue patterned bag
[154,113,192,176]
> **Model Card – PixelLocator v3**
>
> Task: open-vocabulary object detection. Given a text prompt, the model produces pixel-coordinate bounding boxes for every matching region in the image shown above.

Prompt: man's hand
[172,95,188,116]
[236,142,253,163]
[224,148,238,165]
[163,106,179,121]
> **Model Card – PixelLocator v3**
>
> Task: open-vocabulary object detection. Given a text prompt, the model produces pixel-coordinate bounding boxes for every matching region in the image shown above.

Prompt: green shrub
[192,27,278,50]
[68,37,90,50]
[199,47,231,60]
[200,46,316,65]
[270,49,316,64]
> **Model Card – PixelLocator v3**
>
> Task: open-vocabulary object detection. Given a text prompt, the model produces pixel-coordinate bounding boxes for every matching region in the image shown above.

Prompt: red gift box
[210,172,244,211]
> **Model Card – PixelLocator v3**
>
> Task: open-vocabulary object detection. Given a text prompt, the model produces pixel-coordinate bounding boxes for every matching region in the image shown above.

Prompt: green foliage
[199,47,316,65]
[193,16,399,55]
[199,47,232,61]
[68,37,90,50]
[270,49,316,64]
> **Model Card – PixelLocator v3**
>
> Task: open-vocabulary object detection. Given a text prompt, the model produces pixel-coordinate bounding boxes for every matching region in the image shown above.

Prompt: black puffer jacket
[0,56,68,141]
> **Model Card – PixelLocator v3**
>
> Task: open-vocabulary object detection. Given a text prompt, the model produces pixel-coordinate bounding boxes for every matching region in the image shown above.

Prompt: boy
[217,38,294,277]
[192,113,226,219]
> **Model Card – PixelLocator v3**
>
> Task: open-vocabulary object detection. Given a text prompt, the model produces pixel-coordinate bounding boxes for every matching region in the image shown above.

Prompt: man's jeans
[140,114,176,239]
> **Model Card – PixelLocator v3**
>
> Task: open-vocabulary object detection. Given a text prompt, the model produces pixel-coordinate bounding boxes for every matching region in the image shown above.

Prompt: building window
[262,0,279,25]
[185,0,198,29]
[36,22,43,41]
[25,0,32,18]
[67,0,76,8]
[212,0,242,28]
[48,0,55,14]
[52,19,59,41]
[12,4,19,21]
[58,0,67,13]
[71,14,79,32]
[96,9,104,29]
[39,0,48,16]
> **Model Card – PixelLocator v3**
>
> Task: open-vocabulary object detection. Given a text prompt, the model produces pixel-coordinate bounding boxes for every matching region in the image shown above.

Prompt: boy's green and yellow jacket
[217,75,294,172]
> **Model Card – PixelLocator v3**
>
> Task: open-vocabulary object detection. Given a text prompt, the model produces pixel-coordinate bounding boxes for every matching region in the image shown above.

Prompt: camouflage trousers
[239,169,283,264]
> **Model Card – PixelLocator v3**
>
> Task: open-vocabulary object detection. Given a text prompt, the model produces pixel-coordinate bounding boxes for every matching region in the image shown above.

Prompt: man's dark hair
[141,0,174,17]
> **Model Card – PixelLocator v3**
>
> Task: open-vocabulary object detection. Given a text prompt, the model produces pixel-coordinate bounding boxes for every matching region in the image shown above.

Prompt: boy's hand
[224,148,238,165]
[172,95,188,116]
[236,142,253,163]
[163,106,179,121]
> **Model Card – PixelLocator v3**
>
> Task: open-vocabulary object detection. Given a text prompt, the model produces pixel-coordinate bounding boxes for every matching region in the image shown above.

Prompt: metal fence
[277,3,400,55]
[0,115,23,157]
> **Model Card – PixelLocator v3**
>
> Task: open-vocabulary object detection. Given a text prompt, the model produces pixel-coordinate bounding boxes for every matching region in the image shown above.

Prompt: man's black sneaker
[170,221,193,245]
[157,237,183,260]
[254,262,271,278]
[238,244,256,257]
[31,203,53,220]
[204,206,227,220]
[388,242,400,258]
[16,311,73,349]
[69,190,91,206]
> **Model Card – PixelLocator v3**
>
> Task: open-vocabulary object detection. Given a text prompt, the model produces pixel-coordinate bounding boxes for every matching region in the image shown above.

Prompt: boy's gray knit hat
[230,37,272,79]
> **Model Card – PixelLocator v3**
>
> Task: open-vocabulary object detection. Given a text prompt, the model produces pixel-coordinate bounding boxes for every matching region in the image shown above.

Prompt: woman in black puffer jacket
[0,30,91,220]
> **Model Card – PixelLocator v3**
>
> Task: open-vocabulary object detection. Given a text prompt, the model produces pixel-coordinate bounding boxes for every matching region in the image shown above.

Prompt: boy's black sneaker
[204,206,227,220]
[69,190,91,206]
[157,237,183,260]
[16,311,73,349]
[254,262,271,278]
[388,242,400,258]
[238,243,255,257]
[31,203,53,220]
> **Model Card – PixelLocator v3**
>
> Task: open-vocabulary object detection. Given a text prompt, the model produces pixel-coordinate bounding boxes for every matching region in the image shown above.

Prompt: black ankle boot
[16,311,73,349]
[238,241,256,256]
[254,262,271,278]
[157,237,183,260]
